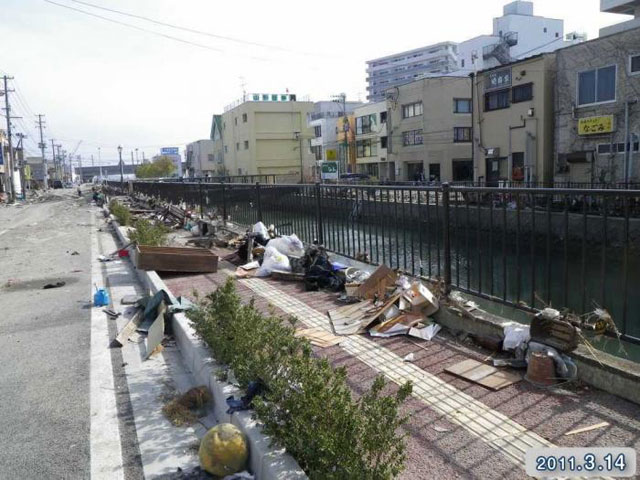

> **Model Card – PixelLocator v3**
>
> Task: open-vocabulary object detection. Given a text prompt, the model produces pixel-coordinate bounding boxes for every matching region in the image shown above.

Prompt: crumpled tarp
[302,245,345,292]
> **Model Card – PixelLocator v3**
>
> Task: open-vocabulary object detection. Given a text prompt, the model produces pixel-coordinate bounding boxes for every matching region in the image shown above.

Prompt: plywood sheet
[445,358,522,391]
[295,328,342,348]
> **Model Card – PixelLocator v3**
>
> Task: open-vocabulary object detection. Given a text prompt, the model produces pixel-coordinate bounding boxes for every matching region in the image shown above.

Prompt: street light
[118,145,124,186]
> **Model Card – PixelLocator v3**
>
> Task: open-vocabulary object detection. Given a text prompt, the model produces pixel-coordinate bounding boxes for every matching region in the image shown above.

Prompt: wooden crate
[135,245,218,273]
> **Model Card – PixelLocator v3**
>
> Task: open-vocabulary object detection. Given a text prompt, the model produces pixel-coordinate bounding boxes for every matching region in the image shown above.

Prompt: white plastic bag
[267,234,305,257]
[502,323,530,350]
[256,246,291,277]
[252,221,269,240]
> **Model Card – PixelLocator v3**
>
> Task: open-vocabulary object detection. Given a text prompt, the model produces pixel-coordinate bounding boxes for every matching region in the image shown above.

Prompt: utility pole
[135,148,139,164]
[624,99,637,185]
[15,132,26,197]
[295,131,303,183]
[98,147,103,182]
[2,75,17,201]
[55,144,62,181]
[131,150,135,172]
[77,155,83,184]
[35,114,48,189]
[118,145,124,186]
[51,139,56,180]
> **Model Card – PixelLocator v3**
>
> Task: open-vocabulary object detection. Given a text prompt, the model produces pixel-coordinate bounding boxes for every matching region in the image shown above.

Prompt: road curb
[109,217,307,479]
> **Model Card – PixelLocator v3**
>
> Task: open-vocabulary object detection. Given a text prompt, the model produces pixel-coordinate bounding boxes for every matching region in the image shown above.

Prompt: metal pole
[50,138,56,180]
[441,182,452,294]
[222,182,227,225]
[315,182,324,244]
[255,181,262,221]
[623,100,637,186]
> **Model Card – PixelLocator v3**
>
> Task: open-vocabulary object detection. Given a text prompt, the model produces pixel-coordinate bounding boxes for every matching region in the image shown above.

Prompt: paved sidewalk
[162,252,640,479]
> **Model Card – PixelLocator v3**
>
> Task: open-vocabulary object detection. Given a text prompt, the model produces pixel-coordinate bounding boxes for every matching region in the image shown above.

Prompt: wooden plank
[329,300,375,336]
[112,310,142,347]
[445,358,522,391]
[564,422,609,436]
[145,303,166,360]
[295,328,342,348]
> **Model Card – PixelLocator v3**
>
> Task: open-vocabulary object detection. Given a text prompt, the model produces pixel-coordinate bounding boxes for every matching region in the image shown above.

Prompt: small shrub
[128,218,169,246]
[189,278,412,479]
[109,200,131,226]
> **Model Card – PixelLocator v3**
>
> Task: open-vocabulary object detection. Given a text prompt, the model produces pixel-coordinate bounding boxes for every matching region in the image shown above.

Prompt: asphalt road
[0,191,104,478]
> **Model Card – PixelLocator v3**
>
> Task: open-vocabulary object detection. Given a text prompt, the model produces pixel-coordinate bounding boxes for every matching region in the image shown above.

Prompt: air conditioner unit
[486,148,500,157]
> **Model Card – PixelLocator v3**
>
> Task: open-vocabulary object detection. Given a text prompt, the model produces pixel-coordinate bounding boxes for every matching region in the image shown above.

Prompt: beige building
[388,76,473,182]
[213,94,315,181]
[473,53,556,185]
[354,101,390,181]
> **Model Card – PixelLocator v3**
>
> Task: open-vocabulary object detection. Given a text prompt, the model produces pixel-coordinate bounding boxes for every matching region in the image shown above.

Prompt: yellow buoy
[198,423,249,477]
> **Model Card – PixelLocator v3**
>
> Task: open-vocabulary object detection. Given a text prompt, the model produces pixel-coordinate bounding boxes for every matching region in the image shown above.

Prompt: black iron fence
[108,180,640,344]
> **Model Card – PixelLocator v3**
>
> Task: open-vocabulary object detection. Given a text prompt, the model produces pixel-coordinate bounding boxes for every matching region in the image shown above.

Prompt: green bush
[189,279,412,480]
[109,200,131,226]
[127,218,169,246]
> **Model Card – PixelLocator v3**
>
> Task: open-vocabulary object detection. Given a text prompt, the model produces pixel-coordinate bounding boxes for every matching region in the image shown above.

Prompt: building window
[453,127,472,143]
[262,94,269,101]
[356,139,377,158]
[402,129,423,146]
[484,89,510,111]
[380,136,388,149]
[314,125,322,138]
[512,83,533,103]
[242,113,247,123]
[402,102,423,118]
[244,140,249,150]
[578,65,616,106]
[630,54,640,75]
[236,142,240,151]
[312,145,323,161]
[597,142,640,154]
[271,94,278,101]
[223,122,226,130]
[544,27,547,33]
[224,145,228,153]
[461,59,465,68]
[454,98,472,113]
[555,32,559,38]
[380,111,387,123]
[356,114,375,135]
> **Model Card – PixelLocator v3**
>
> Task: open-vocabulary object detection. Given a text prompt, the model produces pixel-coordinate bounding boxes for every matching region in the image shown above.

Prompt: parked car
[52,180,63,189]
[339,173,370,184]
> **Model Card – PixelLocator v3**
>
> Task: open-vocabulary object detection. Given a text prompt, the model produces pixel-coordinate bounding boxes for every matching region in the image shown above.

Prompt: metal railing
[107,180,640,344]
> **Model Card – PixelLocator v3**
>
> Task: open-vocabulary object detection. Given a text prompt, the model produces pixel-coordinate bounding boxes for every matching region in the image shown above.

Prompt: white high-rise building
[600,0,640,36]
[365,1,585,102]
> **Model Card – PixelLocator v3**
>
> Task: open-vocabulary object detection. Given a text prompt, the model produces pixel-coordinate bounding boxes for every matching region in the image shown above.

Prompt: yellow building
[473,53,556,185]
[213,94,315,181]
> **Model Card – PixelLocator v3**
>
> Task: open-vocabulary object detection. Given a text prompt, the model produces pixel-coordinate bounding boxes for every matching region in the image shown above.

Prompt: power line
[69,0,323,57]
[43,0,272,62]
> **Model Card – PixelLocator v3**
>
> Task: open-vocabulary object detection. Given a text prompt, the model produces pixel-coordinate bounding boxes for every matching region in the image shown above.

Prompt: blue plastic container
[94,288,110,307]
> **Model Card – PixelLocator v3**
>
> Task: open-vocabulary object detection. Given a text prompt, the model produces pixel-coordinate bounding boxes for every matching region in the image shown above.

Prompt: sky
[0,0,627,165]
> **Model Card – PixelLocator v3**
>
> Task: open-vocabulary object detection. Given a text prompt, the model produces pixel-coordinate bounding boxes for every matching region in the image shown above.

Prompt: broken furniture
[134,245,219,273]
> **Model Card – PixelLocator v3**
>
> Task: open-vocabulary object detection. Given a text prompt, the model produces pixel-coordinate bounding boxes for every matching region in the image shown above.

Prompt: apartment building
[600,0,640,36]
[212,94,315,181]
[387,76,473,182]
[366,43,459,103]
[308,100,363,173]
[555,26,640,184]
[473,53,556,185]
[365,1,582,103]
[354,101,390,180]
[185,139,215,177]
